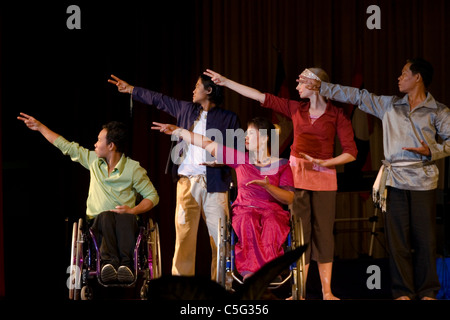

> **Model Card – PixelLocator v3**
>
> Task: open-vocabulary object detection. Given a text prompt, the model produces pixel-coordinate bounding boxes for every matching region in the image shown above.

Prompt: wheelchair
[67,213,162,300]
[215,183,306,300]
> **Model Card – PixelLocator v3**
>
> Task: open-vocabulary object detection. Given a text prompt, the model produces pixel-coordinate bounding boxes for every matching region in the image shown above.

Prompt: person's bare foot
[285,295,305,300]
[323,292,340,300]
[421,296,436,300]
[395,296,411,300]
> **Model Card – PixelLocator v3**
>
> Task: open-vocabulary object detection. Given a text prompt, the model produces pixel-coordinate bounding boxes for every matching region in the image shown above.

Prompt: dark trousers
[385,187,441,299]
[292,189,336,264]
[91,211,138,269]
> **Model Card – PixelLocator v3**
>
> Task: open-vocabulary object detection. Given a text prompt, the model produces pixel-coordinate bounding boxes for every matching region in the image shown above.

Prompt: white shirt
[178,111,208,176]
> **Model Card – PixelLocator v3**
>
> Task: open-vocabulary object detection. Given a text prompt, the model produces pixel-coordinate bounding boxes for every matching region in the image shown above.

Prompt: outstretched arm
[17,113,60,144]
[108,74,134,94]
[204,69,266,104]
[108,74,189,119]
[151,122,218,157]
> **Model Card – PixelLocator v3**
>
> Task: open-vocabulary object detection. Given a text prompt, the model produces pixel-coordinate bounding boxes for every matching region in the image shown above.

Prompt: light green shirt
[54,136,159,219]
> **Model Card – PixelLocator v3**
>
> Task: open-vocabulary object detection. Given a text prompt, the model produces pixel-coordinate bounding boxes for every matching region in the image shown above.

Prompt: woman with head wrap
[203,68,357,300]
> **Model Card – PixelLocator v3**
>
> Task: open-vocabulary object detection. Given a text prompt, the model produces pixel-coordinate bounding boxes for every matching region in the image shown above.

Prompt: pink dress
[221,146,294,275]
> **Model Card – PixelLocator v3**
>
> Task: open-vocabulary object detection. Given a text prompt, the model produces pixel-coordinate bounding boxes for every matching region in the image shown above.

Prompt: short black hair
[247,116,277,150]
[407,58,434,88]
[199,74,224,106]
[102,121,128,153]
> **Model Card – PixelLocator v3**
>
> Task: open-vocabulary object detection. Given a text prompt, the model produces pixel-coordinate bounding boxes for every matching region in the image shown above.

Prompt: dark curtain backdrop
[1,0,449,299]
[0,22,3,297]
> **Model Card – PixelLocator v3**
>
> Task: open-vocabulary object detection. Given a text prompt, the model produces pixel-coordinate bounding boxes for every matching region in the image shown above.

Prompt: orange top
[289,155,337,191]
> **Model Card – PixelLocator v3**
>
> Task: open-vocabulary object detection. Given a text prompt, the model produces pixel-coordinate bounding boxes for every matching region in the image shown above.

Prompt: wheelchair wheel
[80,285,93,300]
[216,216,228,287]
[68,221,77,300]
[140,282,148,300]
[75,218,84,299]
[290,217,306,300]
[68,218,84,300]
[148,218,162,279]
[73,218,84,300]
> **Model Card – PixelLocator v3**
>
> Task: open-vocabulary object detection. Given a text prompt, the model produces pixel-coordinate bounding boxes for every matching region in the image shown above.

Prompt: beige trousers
[171,175,228,280]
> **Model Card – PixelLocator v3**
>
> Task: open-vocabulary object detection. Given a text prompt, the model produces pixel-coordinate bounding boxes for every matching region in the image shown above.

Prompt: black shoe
[101,264,118,283]
[117,266,134,283]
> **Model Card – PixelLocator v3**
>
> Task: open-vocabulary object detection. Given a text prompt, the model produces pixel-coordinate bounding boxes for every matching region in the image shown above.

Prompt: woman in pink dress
[152,117,294,279]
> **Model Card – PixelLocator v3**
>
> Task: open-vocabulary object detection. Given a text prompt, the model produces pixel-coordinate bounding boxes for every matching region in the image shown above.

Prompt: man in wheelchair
[18,113,159,284]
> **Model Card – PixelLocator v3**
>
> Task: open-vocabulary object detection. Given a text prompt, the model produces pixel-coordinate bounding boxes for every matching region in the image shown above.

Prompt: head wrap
[300,68,321,81]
